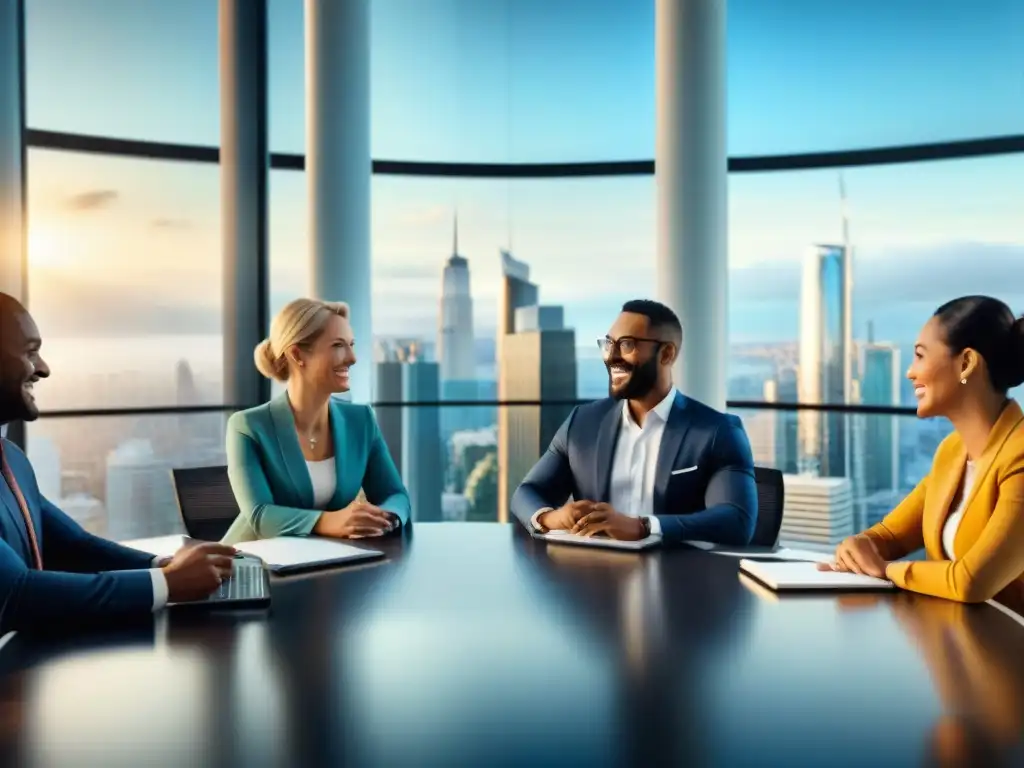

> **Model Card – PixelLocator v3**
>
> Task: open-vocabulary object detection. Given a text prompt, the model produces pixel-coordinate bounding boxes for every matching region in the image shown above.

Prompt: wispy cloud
[64,189,118,212]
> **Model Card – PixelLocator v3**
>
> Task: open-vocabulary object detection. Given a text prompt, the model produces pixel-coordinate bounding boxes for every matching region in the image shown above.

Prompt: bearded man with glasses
[511,299,758,546]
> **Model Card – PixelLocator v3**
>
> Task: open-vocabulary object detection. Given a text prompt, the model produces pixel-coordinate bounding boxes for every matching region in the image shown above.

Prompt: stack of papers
[739,559,894,591]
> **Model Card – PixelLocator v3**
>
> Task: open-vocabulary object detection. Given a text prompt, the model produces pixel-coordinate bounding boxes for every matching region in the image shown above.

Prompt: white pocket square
[671,466,698,475]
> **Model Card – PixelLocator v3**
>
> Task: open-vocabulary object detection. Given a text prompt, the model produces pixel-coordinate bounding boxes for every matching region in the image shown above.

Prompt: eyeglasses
[597,336,664,355]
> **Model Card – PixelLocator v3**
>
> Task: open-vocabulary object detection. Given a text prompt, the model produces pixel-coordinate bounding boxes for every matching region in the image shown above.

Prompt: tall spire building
[437,213,475,382]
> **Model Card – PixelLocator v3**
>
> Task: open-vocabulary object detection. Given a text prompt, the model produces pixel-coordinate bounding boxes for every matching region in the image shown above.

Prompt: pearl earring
[961,378,967,385]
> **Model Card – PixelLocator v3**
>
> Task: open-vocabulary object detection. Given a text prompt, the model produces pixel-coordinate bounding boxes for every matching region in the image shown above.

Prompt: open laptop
[531,529,662,551]
[167,555,272,609]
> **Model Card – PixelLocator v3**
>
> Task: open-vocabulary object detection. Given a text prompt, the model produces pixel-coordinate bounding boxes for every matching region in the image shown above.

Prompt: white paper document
[233,536,384,572]
[739,559,895,591]
[534,530,661,551]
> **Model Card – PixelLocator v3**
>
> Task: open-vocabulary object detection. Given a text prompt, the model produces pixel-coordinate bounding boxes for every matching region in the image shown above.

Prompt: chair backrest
[752,466,785,548]
[170,466,239,542]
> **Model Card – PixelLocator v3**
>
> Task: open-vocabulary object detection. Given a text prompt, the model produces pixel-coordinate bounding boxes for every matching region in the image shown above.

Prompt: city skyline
[13,0,1024,538]
[19,1,1024,358]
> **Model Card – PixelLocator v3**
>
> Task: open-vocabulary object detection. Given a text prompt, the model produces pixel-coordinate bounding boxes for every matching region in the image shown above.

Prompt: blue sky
[19,0,1024,355]
[25,0,1024,158]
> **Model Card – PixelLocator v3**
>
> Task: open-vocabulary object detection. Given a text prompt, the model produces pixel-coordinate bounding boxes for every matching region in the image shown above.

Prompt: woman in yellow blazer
[822,295,1024,607]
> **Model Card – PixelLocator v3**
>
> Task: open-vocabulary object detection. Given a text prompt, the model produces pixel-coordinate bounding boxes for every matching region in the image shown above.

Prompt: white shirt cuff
[149,568,169,611]
[530,508,553,531]
[646,515,663,537]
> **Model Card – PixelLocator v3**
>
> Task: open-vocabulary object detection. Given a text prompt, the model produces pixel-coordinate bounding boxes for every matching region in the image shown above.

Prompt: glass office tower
[798,244,850,478]
[861,343,901,493]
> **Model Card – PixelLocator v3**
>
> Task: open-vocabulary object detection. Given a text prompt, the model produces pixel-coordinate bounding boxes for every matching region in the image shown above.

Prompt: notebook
[232,536,385,574]
[120,534,384,575]
[739,559,895,591]
[531,530,662,551]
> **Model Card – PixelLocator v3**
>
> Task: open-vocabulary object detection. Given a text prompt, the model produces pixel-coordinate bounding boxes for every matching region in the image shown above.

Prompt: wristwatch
[638,516,652,537]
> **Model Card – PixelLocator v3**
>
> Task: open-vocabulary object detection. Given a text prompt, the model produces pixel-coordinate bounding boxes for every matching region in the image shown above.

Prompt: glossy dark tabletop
[1,523,1023,768]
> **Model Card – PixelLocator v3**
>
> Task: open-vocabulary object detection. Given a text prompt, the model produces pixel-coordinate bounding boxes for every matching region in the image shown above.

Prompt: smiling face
[907,315,970,418]
[0,301,51,423]
[602,312,670,400]
[290,313,356,395]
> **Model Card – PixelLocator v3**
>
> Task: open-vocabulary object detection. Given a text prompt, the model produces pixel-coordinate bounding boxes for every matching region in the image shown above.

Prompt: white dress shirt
[942,460,975,560]
[149,562,168,610]
[533,388,676,536]
[307,457,338,509]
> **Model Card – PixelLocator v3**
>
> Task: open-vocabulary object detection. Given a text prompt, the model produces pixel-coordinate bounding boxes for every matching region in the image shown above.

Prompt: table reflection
[516,535,753,766]
[888,597,1024,767]
[0,524,1022,768]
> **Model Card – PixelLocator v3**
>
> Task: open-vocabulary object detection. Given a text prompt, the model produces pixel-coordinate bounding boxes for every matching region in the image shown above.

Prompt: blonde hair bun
[254,338,288,381]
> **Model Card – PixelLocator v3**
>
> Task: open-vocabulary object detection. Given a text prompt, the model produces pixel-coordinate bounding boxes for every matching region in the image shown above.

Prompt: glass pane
[27,412,229,541]
[729,154,1024,405]
[273,0,1022,160]
[27,149,224,410]
[731,408,949,559]
[728,0,1024,154]
[270,0,655,160]
[29,0,1022,157]
[270,172,655,401]
[26,0,218,144]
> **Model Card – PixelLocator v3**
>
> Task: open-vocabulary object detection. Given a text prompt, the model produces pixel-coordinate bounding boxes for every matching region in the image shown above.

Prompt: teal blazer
[222,394,410,544]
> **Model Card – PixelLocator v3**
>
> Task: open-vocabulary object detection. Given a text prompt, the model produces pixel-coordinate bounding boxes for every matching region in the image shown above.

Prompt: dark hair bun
[934,296,1024,393]
[1007,315,1024,389]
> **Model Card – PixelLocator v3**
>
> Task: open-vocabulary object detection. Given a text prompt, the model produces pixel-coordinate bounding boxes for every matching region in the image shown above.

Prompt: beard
[607,355,660,400]
[0,380,37,423]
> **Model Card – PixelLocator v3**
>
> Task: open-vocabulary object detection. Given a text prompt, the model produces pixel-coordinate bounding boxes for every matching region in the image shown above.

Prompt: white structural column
[220,0,269,407]
[305,0,372,403]
[0,0,26,449]
[655,0,728,410]
[0,0,25,303]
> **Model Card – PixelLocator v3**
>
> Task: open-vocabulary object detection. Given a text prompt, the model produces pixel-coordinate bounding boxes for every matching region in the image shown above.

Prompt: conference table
[0,523,1022,768]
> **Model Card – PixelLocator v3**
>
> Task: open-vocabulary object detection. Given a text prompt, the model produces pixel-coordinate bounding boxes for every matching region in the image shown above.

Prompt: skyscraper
[438,216,490,439]
[747,370,798,474]
[374,357,443,523]
[860,342,901,494]
[497,252,576,522]
[438,214,475,382]
[105,439,180,540]
[400,361,444,523]
[798,244,851,478]
[779,474,855,547]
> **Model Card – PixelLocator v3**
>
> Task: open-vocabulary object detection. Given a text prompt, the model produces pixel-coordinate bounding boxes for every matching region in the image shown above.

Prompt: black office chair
[170,465,239,542]
[751,466,785,548]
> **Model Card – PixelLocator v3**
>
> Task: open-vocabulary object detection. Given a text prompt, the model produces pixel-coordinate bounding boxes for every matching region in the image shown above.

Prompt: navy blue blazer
[0,438,157,634]
[511,392,758,546]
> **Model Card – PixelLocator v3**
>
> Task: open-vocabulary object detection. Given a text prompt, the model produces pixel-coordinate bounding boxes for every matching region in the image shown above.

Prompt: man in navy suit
[0,292,235,634]
[512,299,758,546]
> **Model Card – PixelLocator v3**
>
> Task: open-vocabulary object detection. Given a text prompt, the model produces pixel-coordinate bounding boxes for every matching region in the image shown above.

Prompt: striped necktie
[0,442,43,570]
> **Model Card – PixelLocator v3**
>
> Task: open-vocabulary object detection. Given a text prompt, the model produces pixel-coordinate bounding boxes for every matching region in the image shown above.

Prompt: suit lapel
[326,399,350,509]
[653,392,690,513]
[951,401,1024,555]
[268,394,315,508]
[925,444,966,557]
[594,402,622,502]
[0,447,35,563]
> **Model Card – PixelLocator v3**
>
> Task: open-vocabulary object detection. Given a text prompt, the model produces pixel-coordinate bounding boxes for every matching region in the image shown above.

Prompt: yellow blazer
[866,399,1024,605]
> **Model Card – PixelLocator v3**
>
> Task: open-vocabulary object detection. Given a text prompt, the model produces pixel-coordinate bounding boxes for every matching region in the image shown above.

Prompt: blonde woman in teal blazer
[222,298,410,545]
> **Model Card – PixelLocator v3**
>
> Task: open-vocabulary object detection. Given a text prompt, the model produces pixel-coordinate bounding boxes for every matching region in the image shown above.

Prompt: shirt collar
[622,388,677,428]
